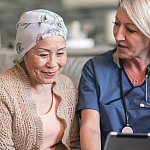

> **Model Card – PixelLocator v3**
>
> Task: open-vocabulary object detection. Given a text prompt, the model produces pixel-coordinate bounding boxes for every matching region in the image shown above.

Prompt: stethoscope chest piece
[122,126,133,133]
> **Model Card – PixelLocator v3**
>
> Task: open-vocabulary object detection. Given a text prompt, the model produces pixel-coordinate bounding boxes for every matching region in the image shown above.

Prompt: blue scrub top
[77,49,150,149]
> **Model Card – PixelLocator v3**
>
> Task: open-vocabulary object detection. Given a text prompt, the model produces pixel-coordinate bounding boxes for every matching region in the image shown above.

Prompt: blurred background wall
[0,0,119,49]
[0,0,119,84]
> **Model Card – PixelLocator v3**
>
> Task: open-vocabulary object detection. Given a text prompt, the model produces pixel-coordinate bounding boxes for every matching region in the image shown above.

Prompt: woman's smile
[43,70,57,77]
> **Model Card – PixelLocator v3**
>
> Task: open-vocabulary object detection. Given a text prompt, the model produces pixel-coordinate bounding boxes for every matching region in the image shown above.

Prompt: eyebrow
[37,46,66,52]
[115,17,137,27]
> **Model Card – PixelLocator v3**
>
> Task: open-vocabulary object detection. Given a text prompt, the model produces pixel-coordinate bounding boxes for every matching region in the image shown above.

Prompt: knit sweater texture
[0,63,80,150]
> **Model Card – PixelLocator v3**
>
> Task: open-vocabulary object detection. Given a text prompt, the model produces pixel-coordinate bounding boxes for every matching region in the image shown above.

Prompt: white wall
[62,0,119,8]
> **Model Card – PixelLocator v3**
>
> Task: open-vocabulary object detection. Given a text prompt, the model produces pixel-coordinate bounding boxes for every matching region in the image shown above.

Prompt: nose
[46,55,57,68]
[114,26,125,41]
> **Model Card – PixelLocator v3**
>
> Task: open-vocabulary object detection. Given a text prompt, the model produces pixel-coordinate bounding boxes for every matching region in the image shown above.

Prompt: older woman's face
[23,36,67,85]
[113,7,150,60]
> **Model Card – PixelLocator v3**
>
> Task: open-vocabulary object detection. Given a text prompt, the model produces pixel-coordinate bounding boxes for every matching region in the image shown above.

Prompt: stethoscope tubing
[119,67,130,126]
[119,60,150,127]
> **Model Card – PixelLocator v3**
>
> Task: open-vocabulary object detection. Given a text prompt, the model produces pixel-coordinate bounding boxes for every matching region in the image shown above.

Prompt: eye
[126,27,137,33]
[38,53,49,57]
[112,21,120,26]
[57,52,65,57]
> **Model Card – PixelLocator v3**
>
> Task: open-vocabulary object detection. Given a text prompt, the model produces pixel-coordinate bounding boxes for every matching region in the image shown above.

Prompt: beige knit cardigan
[0,63,80,150]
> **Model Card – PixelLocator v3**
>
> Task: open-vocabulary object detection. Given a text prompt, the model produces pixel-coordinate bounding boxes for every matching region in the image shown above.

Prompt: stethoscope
[140,66,150,108]
[119,60,150,133]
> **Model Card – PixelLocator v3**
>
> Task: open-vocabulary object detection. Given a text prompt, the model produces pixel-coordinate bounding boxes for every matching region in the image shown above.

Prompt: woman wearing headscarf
[0,9,80,150]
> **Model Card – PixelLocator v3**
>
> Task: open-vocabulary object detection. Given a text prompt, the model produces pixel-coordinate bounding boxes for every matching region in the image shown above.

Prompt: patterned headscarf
[16,9,67,57]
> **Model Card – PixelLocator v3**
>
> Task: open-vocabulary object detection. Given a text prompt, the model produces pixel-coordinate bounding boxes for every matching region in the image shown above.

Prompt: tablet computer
[103,132,150,150]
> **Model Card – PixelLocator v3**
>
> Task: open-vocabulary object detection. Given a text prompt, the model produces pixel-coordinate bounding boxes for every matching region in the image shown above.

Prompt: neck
[123,57,150,70]
[124,63,147,86]
[31,84,53,94]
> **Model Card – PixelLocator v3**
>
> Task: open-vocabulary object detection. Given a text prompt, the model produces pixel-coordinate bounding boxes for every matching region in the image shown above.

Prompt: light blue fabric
[77,49,150,149]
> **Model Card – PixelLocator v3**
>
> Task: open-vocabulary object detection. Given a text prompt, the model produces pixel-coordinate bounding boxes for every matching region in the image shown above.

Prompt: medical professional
[77,0,150,149]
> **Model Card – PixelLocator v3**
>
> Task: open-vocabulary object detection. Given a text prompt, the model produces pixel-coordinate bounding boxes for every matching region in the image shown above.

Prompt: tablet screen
[103,132,150,150]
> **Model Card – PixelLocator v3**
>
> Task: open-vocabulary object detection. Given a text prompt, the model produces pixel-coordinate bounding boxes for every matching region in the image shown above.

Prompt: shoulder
[82,48,117,71]
[0,65,27,102]
[0,67,17,85]
[0,67,18,114]
[88,48,116,65]
[0,66,22,83]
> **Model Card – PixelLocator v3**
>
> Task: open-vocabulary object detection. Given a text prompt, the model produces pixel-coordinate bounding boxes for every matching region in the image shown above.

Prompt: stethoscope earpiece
[140,103,145,108]
[140,64,150,108]
[140,103,150,108]
[146,64,150,78]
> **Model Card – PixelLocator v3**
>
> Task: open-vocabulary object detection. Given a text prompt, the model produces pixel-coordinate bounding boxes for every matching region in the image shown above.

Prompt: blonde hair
[119,0,150,39]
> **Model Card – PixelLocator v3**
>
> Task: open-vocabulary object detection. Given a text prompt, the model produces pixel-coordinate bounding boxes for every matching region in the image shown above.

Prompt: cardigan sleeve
[70,113,80,150]
[67,80,80,149]
[0,100,15,149]
[0,82,15,149]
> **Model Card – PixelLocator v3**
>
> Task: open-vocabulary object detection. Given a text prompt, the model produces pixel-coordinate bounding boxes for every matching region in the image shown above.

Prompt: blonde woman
[77,0,150,149]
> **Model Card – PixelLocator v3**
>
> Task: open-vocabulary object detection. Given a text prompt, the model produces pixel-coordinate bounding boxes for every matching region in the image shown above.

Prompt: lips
[118,43,127,48]
[42,70,57,77]
[45,72,56,76]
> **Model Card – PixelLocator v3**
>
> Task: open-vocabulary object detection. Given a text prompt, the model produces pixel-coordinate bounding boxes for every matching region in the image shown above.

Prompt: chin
[119,54,132,60]
[44,79,55,84]
[117,52,128,59]
[36,78,55,84]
